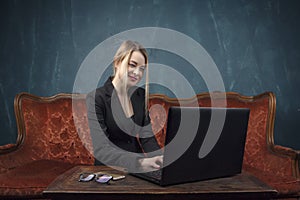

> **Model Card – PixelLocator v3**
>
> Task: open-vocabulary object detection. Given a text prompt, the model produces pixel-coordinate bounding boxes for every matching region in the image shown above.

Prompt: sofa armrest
[0,104,28,172]
[271,144,300,179]
[0,144,15,173]
[0,143,17,152]
[0,143,28,173]
[272,144,299,159]
[0,93,38,171]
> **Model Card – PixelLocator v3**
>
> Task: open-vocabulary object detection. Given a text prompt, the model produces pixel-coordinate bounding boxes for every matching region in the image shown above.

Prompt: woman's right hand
[138,155,163,172]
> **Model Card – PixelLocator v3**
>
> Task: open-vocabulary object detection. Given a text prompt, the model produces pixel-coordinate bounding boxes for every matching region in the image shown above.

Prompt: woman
[86,40,163,172]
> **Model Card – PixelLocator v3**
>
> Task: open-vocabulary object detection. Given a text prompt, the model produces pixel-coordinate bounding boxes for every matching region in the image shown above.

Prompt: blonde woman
[86,40,163,172]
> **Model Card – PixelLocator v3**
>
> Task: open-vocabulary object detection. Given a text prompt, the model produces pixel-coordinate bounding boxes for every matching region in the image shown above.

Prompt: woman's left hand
[138,155,163,171]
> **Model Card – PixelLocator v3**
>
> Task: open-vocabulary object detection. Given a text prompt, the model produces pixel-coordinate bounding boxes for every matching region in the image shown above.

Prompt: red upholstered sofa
[0,92,299,199]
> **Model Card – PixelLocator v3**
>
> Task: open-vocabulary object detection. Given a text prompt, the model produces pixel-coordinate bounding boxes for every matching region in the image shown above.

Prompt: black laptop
[132,106,250,186]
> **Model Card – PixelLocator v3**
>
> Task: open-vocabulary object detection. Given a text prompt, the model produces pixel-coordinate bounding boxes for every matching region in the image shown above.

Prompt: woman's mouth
[128,75,138,81]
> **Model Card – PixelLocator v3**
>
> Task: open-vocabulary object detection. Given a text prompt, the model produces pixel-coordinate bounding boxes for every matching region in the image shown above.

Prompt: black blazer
[86,77,161,171]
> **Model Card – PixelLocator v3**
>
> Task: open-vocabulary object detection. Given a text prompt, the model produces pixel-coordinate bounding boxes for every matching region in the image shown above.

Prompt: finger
[155,156,163,165]
[152,163,161,169]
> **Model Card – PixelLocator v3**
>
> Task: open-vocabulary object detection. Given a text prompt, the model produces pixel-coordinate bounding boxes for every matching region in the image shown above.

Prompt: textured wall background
[0,0,299,149]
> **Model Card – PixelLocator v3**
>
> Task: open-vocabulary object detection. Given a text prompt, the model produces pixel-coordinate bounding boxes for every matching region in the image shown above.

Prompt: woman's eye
[129,63,145,72]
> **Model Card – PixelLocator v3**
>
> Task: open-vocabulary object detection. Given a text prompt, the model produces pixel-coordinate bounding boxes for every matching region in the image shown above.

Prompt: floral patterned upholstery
[0,91,299,199]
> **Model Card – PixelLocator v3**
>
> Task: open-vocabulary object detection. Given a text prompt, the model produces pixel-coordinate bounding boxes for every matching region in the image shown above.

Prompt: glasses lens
[95,174,112,183]
[79,173,95,182]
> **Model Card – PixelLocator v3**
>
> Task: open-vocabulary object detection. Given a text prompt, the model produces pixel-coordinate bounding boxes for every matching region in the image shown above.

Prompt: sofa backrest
[14,91,283,173]
[14,93,95,165]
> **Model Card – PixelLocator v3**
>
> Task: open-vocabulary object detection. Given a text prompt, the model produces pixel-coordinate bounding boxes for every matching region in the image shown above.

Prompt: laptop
[132,106,250,186]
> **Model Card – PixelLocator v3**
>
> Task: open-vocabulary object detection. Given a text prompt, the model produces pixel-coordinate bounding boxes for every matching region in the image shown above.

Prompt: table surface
[43,165,277,200]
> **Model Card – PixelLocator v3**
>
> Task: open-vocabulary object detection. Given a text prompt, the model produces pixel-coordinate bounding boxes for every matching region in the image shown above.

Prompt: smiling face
[114,50,146,88]
[112,40,149,113]
[126,51,146,88]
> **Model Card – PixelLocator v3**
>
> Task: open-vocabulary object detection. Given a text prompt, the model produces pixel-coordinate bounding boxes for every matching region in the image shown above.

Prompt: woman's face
[116,50,146,88]
[127,51,146,87]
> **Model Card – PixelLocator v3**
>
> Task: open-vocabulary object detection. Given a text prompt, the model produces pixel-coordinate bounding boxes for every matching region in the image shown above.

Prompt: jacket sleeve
[86,91,143,172]
[138,110,163,157]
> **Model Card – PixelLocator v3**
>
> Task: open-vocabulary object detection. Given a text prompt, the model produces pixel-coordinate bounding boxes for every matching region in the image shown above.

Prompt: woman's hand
[138,155,163,172]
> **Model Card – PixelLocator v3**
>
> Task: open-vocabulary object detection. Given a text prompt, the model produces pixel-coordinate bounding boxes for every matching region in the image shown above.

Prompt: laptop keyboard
[144,169,162,180]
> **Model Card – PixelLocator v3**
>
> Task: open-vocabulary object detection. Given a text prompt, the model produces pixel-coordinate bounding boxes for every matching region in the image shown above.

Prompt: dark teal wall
[0,0,299,149]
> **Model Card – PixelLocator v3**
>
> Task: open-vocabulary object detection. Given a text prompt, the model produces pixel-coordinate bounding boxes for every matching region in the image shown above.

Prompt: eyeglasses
[78,173,95,182]
[78,173,112,184]
[95,174,113,184]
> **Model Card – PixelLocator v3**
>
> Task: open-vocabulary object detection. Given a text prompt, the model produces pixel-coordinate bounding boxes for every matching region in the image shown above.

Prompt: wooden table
[43,165,277,200]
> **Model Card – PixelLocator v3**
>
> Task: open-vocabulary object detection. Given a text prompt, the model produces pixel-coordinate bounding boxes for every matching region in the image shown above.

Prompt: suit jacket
[86,77,161,171]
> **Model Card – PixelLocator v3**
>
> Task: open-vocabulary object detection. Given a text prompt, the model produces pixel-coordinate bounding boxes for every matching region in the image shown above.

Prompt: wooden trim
[293,159,299,179]
[150,91,274,104]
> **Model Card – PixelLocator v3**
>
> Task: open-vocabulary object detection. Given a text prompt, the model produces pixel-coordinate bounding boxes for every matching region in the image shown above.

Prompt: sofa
[0,91,299,199]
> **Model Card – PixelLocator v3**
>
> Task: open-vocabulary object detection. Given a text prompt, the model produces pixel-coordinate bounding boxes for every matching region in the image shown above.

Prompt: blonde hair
[113,40,149,114]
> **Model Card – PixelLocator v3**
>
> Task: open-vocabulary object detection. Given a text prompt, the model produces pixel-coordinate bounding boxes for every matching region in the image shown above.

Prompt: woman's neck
[112,77,133,118]
[112,76,128,93]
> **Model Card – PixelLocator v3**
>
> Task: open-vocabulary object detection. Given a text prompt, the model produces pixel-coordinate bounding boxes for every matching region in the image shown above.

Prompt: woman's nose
[133,67,139,75]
